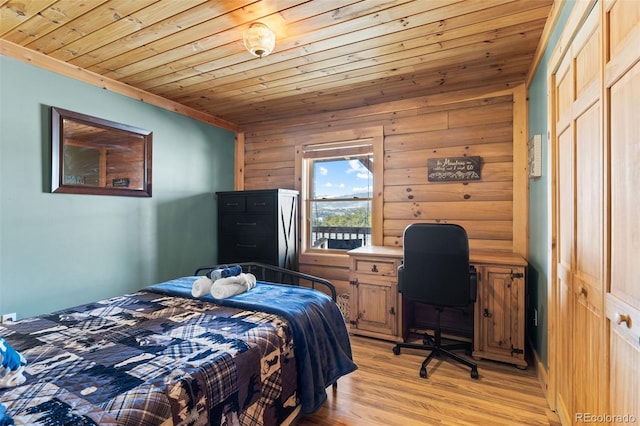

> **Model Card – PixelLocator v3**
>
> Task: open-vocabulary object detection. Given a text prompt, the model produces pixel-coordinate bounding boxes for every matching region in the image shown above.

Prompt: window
[296,127,383,253]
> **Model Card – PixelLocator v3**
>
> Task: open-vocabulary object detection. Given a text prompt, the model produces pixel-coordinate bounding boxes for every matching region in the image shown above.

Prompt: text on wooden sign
[427,156,481,182]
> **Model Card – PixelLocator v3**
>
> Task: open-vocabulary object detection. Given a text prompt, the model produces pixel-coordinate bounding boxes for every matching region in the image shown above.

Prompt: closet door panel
[574,101,605,417]
[607,58,640,423]
[609,62,640,304]
[552,5,606,422]
[575,103,602,300]
[605,0,640,421]
[609,330,640,422]
[554,47,575,423]
[556,123,574,423]
[550,1,639,422]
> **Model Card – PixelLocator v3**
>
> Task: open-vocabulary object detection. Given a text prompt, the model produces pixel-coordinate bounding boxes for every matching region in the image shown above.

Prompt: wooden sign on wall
[427,156,481,182]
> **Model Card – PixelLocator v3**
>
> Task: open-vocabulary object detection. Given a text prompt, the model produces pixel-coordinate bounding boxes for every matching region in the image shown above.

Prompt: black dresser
[216,189,299,270]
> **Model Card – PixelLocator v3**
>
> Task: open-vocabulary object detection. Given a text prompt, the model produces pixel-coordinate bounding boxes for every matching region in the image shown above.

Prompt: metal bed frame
[194,262,337,301]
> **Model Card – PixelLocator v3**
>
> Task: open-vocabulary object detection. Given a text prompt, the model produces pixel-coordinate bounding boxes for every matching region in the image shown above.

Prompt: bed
[0,263,356,426]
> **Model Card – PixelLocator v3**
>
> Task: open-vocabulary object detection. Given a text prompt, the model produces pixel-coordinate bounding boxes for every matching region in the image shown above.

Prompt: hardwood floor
[298,335,559,425]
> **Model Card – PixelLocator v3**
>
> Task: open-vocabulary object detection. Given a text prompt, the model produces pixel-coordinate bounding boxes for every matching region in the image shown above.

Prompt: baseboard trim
[528,340,548,396]
[527,340,563,425]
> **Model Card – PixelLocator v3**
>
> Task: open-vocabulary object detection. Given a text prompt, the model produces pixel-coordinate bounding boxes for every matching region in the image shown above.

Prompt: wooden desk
[347,246,528,368]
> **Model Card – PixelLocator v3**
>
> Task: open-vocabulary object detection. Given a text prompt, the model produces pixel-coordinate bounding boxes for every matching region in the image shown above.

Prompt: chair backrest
[400,223,473,307]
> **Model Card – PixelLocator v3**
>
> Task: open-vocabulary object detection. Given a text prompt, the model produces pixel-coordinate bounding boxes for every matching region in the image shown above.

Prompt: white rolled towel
[191,276,214,298]
[210,273,256,299]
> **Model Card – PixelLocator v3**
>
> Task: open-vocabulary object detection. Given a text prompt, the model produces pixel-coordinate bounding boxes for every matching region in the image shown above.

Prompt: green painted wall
[0,56,235,320]
[527,1,576,369]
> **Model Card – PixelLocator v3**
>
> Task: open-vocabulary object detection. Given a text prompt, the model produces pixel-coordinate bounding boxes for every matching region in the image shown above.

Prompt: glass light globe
[243,23,276,58]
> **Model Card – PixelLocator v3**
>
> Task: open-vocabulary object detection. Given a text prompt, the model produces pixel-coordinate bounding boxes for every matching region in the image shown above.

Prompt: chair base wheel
[419,367,427,378]
[392,346,400,355]
[471,369,479,379]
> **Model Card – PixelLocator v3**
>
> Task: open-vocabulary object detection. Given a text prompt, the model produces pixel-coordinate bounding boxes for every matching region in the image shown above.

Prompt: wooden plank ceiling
[0,0,553,128]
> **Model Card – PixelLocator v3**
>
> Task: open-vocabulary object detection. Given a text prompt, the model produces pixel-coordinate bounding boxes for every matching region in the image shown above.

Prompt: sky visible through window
[313,158,372,199]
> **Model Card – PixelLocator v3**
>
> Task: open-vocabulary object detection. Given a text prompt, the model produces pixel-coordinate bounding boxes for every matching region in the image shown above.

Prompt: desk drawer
[352,257,399,277]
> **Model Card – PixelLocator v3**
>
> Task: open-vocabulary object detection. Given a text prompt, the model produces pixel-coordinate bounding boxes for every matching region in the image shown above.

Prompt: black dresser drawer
[219,195,246,212]
[246,195,274,213]
[220,214,276,236]
[218,195,274,213]
[218,235,275,263]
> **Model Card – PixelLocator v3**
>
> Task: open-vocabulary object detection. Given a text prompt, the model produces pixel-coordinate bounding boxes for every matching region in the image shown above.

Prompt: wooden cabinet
[348,247,405,342]
[348,246,527,367]
[216,189,298,270]
[473,264,527,368]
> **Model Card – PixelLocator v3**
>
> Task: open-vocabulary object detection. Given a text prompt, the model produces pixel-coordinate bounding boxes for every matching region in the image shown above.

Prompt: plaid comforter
[0,289,299,425]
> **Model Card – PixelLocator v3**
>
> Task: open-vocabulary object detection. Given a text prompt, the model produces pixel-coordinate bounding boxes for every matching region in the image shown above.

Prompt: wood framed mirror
[51,107,152,197]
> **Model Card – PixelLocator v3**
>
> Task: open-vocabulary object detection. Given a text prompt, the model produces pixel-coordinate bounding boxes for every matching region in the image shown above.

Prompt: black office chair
[392,223,479,380]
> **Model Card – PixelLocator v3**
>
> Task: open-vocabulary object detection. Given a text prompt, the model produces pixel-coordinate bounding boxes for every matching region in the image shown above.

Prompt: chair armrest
[469,265,478,303]
[397,264,404,293]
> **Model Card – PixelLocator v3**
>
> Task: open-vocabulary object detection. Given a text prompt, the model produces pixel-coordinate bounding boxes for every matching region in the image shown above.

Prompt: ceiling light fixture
[243,22,276,58]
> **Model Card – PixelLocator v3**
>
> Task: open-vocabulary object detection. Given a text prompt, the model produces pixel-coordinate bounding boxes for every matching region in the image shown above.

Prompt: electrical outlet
[1,313,17,323]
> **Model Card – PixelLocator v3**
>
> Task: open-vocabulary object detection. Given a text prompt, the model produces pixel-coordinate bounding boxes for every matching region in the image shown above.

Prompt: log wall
[237,84,528,294]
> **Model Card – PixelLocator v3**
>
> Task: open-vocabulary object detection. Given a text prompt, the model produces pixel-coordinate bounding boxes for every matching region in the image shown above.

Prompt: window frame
[295,127,383,258]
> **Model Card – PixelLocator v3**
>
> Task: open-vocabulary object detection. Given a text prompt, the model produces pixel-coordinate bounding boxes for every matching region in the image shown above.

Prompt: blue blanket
[145,277,357,414]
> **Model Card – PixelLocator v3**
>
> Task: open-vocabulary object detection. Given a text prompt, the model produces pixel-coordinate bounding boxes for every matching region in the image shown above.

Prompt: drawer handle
[371,264,378,273]
[252,202,267,206]
[226,202,239,207]
[236,222,257,226]
[236,243,257,248]
[615,312,631,328]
